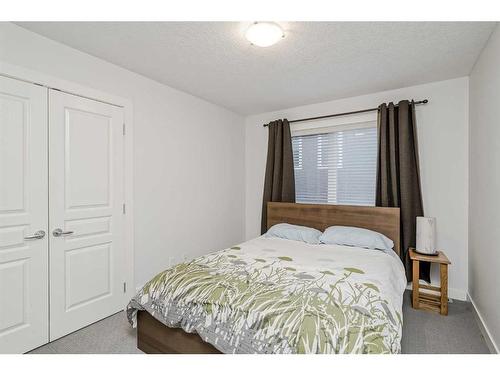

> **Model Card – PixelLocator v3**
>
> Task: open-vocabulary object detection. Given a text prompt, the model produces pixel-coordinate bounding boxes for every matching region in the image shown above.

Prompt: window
[292,123,377,206]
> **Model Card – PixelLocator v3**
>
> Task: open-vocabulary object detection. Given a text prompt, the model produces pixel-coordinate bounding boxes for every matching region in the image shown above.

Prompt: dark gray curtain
[261,119,295,234]
[376,100,429,282]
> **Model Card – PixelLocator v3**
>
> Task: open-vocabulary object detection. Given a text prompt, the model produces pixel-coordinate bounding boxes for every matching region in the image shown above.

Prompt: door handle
[52,228,74,237]
[24,230,46,240]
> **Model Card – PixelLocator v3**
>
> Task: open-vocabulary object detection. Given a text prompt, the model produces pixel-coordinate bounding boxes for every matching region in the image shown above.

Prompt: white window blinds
[292,124,377,206]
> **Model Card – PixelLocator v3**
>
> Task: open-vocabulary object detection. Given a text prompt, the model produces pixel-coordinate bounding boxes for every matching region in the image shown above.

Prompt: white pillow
[265,223,322,244]
[319,226,394,251]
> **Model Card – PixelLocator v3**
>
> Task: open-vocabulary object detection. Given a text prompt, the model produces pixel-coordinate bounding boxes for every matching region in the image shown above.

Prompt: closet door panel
[49,90,126,340]
[0,76,48,353]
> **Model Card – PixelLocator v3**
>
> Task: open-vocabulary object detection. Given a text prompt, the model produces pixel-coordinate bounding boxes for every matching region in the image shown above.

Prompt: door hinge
[123,282,127,293]
[123,123,126,135]
[122,203,126,214]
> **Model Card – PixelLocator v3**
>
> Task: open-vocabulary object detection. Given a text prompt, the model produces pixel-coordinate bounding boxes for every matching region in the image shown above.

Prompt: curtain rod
[262,99,428,127]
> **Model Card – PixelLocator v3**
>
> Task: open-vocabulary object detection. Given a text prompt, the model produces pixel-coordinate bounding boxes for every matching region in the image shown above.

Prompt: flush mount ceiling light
[245,22,284,47]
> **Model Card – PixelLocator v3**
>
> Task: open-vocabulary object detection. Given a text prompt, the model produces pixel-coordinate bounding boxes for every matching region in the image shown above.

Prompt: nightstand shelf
[409,248,451,315]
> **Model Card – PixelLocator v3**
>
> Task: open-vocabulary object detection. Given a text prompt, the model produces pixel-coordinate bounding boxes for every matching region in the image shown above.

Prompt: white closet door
[49,90,126,340]
[0,76,48,353]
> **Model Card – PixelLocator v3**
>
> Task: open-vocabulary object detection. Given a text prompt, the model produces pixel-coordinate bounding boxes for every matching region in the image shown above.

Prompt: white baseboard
[467,293,499,354]
[405,283,467,301]
[448,287,467,301]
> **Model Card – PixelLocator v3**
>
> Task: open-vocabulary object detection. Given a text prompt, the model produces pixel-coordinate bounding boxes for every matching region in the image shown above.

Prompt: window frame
[290,111,378,206]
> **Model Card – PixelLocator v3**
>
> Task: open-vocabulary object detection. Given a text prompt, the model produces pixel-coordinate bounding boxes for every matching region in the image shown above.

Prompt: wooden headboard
[267,202,401,255]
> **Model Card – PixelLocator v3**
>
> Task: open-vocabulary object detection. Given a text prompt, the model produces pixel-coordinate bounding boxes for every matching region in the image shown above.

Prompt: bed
[127,202,406,354]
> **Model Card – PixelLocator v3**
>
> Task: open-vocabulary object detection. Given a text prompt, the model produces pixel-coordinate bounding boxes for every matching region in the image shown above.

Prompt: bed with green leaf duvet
[127,235,407,354]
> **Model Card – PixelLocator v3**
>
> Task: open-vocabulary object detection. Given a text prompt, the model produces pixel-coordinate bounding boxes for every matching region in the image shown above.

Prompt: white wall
[246,77,469,300]
[469,25,500,352]
[0,23,246,289]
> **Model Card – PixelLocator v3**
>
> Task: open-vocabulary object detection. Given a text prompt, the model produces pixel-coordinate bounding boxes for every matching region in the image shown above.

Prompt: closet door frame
[0,62,135,311]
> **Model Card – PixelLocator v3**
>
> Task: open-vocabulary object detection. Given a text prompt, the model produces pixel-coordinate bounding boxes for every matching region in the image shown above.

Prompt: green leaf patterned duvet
[127,236,407,354]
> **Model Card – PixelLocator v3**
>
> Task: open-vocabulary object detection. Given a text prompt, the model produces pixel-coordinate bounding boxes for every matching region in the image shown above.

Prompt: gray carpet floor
[29,291,490,354]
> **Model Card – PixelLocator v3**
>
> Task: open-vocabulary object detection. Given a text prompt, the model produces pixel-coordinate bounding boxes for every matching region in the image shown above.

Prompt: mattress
[127,236,407,354]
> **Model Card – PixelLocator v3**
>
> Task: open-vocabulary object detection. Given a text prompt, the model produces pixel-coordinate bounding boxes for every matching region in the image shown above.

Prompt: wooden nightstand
[409,248,451,315]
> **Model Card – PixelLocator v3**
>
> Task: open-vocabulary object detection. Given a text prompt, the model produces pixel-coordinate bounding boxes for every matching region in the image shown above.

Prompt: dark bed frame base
[137,310,221,354]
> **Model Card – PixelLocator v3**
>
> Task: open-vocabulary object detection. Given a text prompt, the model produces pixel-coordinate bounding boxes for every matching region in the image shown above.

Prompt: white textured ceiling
[16,22,496,115]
